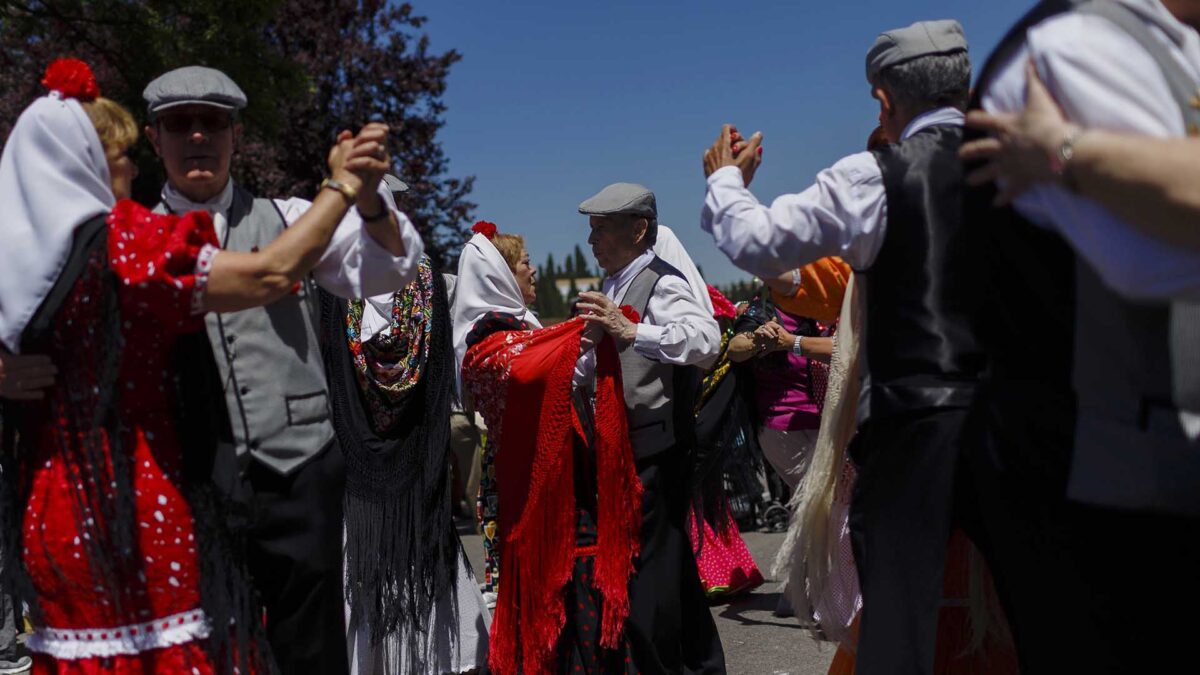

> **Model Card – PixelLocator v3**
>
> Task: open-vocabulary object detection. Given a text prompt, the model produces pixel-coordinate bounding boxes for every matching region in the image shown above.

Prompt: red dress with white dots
[20,200,224,674]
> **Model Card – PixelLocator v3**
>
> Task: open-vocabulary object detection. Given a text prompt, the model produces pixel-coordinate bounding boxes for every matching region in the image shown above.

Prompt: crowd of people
[0,1,1198,673]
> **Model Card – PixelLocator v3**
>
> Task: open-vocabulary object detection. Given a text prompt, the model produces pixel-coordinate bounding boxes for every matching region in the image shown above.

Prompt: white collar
[1113,0,1200,74]
[900,107,965,140]
[602,248,656,303]
[162,179,234,217]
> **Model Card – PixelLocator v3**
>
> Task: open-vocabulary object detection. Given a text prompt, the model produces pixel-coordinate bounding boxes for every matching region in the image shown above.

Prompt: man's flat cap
[866,20,967,83]
[143,66,247,116]
[578,183,657,219]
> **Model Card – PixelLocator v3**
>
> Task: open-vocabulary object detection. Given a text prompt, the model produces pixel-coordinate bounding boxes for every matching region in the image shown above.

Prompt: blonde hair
[491,232,526,272]
[81,97,138,152]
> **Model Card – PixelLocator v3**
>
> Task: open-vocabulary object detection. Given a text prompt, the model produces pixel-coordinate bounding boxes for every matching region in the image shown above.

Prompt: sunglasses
[157,111,233,134]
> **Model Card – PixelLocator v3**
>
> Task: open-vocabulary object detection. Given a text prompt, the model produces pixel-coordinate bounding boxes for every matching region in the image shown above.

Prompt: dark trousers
[625,450,726,675]
[848,409,964,675]
[242,443,348,675]
[958,395,1200,674]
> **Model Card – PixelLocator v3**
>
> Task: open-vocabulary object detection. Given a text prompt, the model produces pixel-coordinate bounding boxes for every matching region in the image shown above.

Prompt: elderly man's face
[145,104,240,203]
[588,215,647,276]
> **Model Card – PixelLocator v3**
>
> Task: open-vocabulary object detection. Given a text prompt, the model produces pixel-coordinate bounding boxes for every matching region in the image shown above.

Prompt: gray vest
[157,186,334,475]
[1067,0,1200,516]
[617,256,698,460]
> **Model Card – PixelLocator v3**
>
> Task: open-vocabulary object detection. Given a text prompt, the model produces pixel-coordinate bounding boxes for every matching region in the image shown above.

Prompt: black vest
[862,124,983,419]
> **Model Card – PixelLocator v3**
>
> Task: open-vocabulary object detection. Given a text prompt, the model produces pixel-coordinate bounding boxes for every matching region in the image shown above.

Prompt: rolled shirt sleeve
[274,182,424,299]
[633,274,722,368]
[701,159,887,278]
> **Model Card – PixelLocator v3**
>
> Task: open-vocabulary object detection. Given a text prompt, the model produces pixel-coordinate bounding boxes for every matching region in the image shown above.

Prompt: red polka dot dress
[19,201,227,674]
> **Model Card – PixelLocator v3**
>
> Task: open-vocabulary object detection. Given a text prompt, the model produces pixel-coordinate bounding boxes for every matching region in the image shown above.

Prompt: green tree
[572,245,589,279]
[0,0,475,266]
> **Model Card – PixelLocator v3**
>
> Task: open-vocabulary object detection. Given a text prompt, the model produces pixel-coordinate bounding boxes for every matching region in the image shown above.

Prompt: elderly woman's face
[105,142,138,201]
[513,248,537,305]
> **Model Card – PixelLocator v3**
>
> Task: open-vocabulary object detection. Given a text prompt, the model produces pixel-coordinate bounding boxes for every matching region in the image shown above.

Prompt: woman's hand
[960,61,1078,205]
[326,123,392,197]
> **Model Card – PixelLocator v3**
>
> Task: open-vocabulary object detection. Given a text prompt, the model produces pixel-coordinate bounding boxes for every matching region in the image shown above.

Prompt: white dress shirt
[574,248,721,385]
[981,0,1200,300]
[701,107,965,277]
[162,179,424,301]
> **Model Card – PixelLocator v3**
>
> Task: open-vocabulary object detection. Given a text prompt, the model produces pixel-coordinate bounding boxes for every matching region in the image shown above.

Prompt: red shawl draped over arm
[462,317,642,675]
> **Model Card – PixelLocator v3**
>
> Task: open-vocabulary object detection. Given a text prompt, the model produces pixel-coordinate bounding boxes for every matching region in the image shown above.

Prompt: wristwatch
[320,178,358,203]
[1048,127,1084,192]
[791,335,804,356]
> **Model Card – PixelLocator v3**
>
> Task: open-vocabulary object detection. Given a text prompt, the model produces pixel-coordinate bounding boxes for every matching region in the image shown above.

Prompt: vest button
[249,439,260,450]
[239,386,250,395]
[226,335,237,344]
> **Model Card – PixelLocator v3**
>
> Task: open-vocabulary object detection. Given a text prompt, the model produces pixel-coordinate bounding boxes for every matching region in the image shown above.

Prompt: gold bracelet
[320,178,358,203]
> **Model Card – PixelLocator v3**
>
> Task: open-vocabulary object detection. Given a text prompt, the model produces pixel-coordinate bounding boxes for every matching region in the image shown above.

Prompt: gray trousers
[0,581,16,660]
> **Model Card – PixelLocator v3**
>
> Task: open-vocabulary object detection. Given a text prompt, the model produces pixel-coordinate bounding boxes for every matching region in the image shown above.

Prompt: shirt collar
[602,248,656,302]
[901,107,965,140]
[1113,0,1200,70]
[162,179,234,217]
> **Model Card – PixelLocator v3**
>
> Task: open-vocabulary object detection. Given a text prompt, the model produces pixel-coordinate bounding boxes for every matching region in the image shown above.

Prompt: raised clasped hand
[703,123,764,186]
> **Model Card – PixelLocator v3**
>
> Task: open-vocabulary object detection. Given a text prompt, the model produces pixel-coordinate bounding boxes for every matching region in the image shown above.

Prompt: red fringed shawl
[462,318,642,675]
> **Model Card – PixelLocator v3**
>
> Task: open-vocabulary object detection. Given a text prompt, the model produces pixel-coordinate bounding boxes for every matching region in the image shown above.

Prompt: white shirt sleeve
[982,13,1200,300]
[700,156,887,277]
[273,182,424,299]
[634,274,722,368]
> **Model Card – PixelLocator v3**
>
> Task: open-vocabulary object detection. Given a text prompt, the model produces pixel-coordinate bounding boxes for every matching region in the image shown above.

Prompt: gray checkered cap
[143,66,247,116]
[578,183,656,219]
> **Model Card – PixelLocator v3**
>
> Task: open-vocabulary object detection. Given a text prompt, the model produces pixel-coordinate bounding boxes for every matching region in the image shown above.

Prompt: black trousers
[241,442,349,675]
[848,409,964,675]
[958,394,1200,675]
[625,450,727,675]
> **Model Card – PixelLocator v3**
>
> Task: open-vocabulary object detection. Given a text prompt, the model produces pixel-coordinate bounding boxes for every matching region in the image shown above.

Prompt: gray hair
[873,51,971,114]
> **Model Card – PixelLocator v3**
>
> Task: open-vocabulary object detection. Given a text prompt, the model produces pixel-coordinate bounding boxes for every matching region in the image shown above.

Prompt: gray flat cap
[578,183,656,219]
[383,175,409,194]
[143,66,247,116]
[866,20,967,83]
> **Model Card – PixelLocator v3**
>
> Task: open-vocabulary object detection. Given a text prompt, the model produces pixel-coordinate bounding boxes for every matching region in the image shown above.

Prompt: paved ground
[459,527,836,675]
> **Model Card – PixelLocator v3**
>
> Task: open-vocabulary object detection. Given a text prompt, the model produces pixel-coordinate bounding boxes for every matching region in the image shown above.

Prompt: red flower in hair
[41,58,101,102]
[471,220,498,240]
[707,284,737,321]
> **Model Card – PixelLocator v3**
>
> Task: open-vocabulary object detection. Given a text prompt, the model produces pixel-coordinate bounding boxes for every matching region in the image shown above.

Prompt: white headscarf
[653,224,714,315]
[451,232,543,385]
[0,93,114,353]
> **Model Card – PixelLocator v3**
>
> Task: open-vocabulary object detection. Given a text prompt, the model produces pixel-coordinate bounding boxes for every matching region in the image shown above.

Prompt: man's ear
[874,87,894,119]
[145,124,162,157]
[632,217,649,246]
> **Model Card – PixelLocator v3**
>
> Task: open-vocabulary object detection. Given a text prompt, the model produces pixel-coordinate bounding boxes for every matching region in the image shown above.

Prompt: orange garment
[774,257,852,324]
[827,531,1018,675]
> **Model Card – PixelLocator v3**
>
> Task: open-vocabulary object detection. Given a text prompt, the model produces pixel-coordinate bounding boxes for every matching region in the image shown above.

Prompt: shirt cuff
[633,323,666,358]
[707,165,745,189]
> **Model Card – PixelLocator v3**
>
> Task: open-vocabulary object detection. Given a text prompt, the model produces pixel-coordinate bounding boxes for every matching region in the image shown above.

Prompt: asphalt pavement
[459,527,836,675]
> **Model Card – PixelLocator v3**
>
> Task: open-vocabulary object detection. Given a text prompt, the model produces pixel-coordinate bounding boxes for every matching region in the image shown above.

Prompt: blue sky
[418,1,1034,284]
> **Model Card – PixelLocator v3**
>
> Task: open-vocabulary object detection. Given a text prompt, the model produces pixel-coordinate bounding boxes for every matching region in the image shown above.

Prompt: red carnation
[471,220,498,240]
[707,284,737,321]
[619,305,640,324]
[41,58,101,102]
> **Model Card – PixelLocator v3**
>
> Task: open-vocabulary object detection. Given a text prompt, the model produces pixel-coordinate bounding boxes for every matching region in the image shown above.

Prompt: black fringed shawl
[320,259,458,673]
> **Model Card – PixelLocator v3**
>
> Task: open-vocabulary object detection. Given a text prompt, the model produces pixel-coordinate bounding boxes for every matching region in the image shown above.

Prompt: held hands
[703,124,763,186]
[960,61,1076,205]
[577,291,637,348]
[0,350,57,401]
[326,123,393,203]
[752,320,793,354]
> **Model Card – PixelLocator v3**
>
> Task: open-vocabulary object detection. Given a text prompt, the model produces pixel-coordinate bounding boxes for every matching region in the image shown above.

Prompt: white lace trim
[191,243,220,316]
[25,608,211,660]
